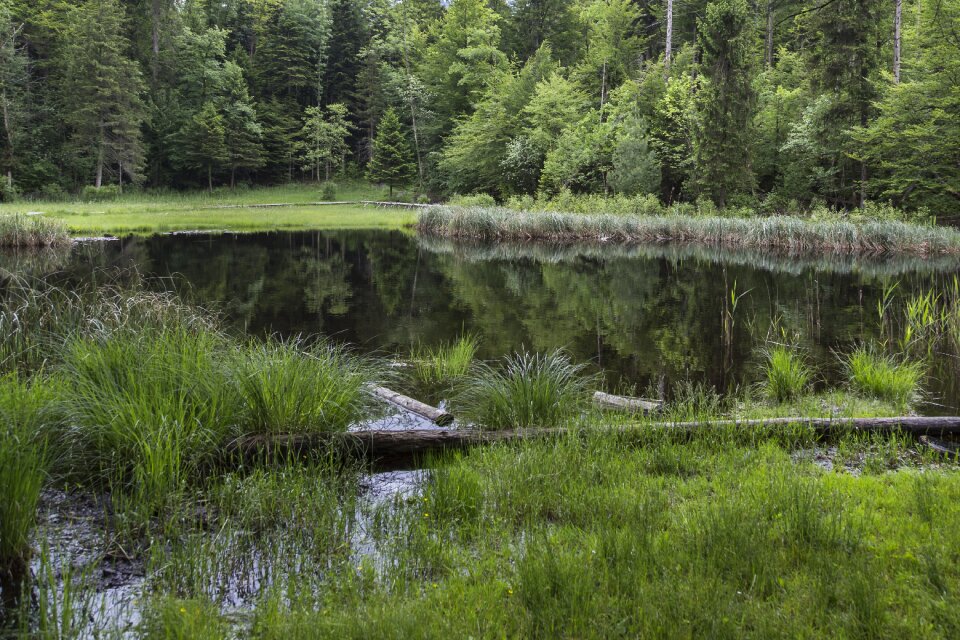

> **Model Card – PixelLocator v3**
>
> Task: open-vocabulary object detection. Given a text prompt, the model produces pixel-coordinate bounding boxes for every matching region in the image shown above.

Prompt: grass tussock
[408,336,478,400]
[418,206,960,256]
[0,375,50,573]
[234,337,374,435]
[762,345,812,403]
[844,347,924,409]
[0,214,70,248]
[456,350,595,429]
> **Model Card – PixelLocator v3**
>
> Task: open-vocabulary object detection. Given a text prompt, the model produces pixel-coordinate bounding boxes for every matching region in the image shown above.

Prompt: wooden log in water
[919,435,960,459]
[227,416,960,467]
[367,385,455,426]
[593,391,662,413]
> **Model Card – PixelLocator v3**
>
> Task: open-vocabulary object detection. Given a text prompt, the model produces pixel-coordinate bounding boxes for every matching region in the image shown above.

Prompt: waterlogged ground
[5,230,960,636]
[17,228,960,410]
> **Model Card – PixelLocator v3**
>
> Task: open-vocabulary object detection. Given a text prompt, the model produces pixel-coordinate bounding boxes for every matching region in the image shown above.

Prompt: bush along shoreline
[418,205,960,256]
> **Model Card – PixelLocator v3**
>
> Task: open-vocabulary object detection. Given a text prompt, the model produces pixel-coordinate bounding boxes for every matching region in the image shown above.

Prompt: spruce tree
[172,101,228,192]
[221,62,264,187]
[58,0,146,189]
[693,0,755,207]
[368,108,416,198]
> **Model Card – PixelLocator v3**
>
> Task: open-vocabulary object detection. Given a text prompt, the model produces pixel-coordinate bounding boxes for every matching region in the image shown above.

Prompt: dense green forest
[0,0,957,213]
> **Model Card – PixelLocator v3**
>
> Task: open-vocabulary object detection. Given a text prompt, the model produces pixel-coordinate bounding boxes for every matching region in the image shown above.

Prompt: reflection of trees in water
[36,230,960,407]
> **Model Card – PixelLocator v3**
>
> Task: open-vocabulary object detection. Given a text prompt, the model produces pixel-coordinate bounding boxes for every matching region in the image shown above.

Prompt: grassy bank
[2,276,958,637]
[420,206,960,256]
[0,215,69,248]
[0,184,417,235]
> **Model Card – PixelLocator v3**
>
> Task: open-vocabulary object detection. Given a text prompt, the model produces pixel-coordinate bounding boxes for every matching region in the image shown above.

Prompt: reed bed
[0,214,70,248]
[419,206,960,256]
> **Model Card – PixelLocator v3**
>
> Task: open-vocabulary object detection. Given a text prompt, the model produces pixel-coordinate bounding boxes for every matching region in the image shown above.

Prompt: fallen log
[367,385,455,426]
[593,391,661,413]
[919,435,960,459]
[227,416,960,468]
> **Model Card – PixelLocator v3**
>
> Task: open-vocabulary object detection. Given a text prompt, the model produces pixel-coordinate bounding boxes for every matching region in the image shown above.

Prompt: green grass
[762,345,812,403]
[456,350,596,429]
[233,337,376,435]
[419,205,960,256]
[407,335,478,401]
[0,375,50,574]
[844,347,924,410]
[0,214,70,248]
[0,183,417,235]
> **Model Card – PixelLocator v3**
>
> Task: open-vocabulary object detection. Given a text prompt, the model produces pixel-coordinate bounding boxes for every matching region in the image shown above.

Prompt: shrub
[457,350,595,429]
[449,193,497,207]
[762,346,811,403]
[320,181,338,201]
[843,347,923,409]
[80,184,121,202]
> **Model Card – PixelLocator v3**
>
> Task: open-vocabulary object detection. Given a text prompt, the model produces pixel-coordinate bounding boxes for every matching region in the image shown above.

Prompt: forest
[0,0,957,214]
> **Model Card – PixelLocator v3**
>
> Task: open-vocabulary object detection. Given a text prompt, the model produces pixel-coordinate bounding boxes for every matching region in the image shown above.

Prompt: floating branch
[593,391,662,414]
[366,384,455,426]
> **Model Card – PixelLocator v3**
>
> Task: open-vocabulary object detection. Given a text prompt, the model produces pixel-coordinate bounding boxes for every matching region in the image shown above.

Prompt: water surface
[20,229,960,411]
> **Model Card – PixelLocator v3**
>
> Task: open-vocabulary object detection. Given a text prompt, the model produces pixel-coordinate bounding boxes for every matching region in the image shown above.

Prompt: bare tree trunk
[95,124,104,189]
[151,0,161,82]
[665,0,673,70]
[208,163,213,192]
[766,1,774,68]
[1,88,14,188]
[118,159,123,193]
[893,0,902,83]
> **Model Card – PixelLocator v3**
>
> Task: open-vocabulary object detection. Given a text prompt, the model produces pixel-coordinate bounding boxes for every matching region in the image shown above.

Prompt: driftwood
[593,391,661,413]
[227,416,960,468]
[367,385,454,426]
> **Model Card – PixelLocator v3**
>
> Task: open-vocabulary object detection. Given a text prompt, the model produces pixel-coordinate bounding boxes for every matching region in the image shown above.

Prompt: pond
[15,228,957,413]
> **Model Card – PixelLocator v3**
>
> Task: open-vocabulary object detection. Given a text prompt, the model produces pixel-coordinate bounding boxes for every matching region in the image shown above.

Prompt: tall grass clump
[409,335,478,398]
[762,345,811,402]
[57,327,237,510]
[843,347,923,409]
[0,214,70,248]
[418,206,960,256]
[0,375,51,581]
[457,350,595,429]
[232,337,374,435]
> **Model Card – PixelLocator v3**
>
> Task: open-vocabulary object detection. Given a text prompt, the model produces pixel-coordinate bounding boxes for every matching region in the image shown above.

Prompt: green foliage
[80,185,121,202]
[0,374,49,570]
[843,347,923,409]
[368,107,416,197]
[297,104,352,182]
[692,0,755,207]
[610,118,661,196]
[457,350,595,429]
[762,345,812,402]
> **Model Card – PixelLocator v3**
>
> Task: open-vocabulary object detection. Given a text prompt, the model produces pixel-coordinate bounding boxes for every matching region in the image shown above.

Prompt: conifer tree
[58,0,146,188]
[693,0,755,207]
[297,103,352,182]
[221,62,264,186]
[368,108,416,198]
[172,101,228,192]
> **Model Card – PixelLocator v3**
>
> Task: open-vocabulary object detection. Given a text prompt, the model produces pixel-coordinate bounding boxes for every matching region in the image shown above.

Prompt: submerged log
[227,416,960,468]
[367,385,455,426]
[919,435,960,459]
[593,391,662,413]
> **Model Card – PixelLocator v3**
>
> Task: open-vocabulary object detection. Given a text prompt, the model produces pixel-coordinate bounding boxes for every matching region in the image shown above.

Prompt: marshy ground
[3,204,960,637]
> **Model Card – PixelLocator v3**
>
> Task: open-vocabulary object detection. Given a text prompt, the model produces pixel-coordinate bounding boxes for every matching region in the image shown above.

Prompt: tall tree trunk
[765,1,774,68]
[665,0,673,70]
[95,123,104,189]
[231,166,236,188]
[1,88,14,188]
[893,0,902,83]
[208,163,213,192]
[118,159,123,193]
[151,0,161,82]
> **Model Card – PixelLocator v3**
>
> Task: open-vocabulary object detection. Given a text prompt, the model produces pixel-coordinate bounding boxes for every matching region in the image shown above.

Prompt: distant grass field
[0,183,418,235]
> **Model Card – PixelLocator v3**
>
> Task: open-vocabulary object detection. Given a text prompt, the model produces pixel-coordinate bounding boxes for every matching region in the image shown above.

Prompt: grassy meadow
[0,183,417,236]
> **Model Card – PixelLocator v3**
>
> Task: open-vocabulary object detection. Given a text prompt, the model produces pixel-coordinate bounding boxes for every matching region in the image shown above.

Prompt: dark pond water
[8,229,960,411]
